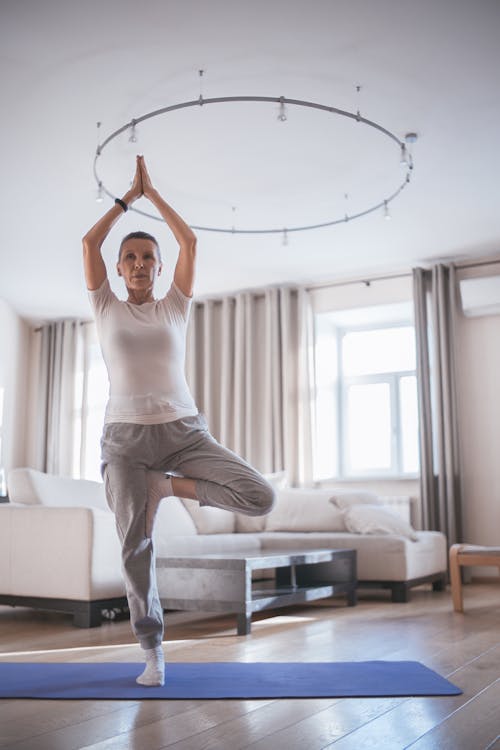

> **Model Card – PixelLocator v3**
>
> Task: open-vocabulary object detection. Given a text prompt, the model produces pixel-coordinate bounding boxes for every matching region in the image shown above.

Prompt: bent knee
[248,479,276,516]
[262,481,276,514]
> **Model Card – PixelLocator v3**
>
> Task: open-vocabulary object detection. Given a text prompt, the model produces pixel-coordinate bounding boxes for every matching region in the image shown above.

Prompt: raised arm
[139,156,197,298]
[82,156,143,291]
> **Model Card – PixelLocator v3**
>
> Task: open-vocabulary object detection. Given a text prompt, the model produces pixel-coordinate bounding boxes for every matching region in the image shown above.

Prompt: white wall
[311,275,414,314]
[0,299,30,479]
[456,310,500,554]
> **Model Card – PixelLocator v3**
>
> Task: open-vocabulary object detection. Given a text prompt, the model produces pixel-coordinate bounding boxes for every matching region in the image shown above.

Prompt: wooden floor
[0,583,499,750]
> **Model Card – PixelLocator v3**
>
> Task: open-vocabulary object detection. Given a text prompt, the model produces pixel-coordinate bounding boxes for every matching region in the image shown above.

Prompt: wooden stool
[449,544,500,612]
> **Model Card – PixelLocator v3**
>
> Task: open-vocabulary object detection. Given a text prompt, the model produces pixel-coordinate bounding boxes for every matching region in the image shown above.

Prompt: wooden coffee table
[156,547,357,635]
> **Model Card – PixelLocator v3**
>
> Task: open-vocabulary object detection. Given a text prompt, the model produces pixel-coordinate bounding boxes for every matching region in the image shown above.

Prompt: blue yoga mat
[0,661,461,699]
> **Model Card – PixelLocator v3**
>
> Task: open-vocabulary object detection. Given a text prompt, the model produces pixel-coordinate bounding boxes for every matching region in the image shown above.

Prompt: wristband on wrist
[115,198,128,212]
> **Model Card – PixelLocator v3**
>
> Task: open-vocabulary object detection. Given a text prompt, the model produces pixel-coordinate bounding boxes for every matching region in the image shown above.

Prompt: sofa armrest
[2,505,124,601]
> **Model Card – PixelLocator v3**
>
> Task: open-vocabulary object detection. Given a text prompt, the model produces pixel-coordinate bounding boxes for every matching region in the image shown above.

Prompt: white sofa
[0,468,447,627]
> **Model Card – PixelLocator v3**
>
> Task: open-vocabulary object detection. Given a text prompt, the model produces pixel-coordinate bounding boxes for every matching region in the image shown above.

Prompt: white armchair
[0,468,126,627]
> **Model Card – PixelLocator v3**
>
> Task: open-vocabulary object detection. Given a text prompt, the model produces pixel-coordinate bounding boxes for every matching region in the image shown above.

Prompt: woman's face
[117,238,162,291]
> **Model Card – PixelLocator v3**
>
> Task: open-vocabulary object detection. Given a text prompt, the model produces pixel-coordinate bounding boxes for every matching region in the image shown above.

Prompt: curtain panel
[413,264,463,545]
[29,320,83,476]
[186,286,315,486]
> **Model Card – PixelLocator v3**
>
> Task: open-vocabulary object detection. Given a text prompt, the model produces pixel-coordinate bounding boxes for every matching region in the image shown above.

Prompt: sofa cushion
[153,498,198,538]
[265,488,346,532]
[342,504,418,541]
[8,467,108,511]
[181,499,236,534]
[259,531,446,581]
[329,489,382,509]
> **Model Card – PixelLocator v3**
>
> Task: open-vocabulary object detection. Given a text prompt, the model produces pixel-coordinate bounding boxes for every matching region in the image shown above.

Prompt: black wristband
[115,198,128,212]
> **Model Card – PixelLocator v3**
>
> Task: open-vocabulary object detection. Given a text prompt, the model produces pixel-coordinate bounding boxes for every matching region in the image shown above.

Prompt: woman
[82,155,274,686]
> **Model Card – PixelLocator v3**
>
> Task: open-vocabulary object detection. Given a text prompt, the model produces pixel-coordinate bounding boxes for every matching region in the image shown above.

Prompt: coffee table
[156,548,357,635]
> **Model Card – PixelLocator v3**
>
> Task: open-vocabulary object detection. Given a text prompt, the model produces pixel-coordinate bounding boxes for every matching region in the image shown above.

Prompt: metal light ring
[94,95,413,233]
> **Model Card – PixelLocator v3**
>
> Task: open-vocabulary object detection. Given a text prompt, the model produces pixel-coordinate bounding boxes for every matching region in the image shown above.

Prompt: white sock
[145,471,173,538]
[136,645,165,687]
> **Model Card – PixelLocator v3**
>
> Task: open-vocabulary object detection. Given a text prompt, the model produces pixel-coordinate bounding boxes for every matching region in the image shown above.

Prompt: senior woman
[82,156,274,686]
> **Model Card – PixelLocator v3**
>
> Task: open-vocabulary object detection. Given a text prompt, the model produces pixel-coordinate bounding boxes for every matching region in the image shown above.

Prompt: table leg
[237,612,252,635]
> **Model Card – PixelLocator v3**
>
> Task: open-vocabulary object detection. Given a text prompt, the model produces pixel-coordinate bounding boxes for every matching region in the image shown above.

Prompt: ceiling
[2,0,500,322]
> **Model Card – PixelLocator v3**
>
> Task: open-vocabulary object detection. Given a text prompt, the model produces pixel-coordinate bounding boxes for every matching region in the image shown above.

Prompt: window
[72,325,108,481]
[314,304,419,480]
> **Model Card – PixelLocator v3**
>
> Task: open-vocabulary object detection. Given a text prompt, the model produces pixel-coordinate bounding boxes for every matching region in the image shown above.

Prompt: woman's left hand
[126,155,143,202]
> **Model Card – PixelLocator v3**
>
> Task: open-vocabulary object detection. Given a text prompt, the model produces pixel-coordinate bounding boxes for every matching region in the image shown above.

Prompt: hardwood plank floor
[0,582,499,750]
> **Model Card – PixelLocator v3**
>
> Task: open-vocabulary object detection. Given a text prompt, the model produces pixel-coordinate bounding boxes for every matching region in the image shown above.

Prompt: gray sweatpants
[100,413,275,649]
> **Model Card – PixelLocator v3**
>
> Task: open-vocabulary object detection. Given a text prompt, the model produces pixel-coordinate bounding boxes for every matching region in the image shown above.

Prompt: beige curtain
[413,264,463,544]
[186,286,315,486]
[29,320,81,476]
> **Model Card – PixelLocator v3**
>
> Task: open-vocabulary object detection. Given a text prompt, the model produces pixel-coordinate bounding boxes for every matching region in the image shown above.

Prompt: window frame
[336,320,419,480]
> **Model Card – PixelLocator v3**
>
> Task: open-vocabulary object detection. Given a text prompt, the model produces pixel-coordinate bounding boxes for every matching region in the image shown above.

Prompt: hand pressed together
[128,155,144,203]
[139,155,156,199]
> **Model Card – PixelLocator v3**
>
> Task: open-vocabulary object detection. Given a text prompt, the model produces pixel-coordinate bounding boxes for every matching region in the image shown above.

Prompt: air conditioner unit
[459,275,500,318]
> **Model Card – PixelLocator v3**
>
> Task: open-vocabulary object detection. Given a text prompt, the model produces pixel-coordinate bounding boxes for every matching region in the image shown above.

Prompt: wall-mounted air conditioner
[459,275,500,318]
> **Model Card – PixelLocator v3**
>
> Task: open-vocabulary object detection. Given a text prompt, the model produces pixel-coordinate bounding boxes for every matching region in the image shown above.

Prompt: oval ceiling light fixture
[93,78,417,235]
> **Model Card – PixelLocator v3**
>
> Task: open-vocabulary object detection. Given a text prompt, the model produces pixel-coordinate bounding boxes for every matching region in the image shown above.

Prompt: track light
[277,96,287,122]
[94,77,417,233]
[404,133,417,170]
[128,120,138,143]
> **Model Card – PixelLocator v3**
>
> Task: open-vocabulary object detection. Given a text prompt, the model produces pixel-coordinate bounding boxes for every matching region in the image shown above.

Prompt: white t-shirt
[88,278,198,425]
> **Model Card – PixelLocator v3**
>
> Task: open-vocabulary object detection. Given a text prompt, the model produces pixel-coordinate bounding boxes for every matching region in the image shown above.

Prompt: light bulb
[96,181,104,203]
[383,200,391,220]
[128,121,138,143]
[277,97,287,122]
[400,144,408,166]
[404,133,417,170]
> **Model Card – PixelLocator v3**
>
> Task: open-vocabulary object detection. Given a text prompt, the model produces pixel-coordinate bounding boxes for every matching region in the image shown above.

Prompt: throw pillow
[153,498,198,538]
[181,498,236,534]
[265,488,346,532]
[263,470,288,490]
[329,490,382,510]
[342,504,418,541]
